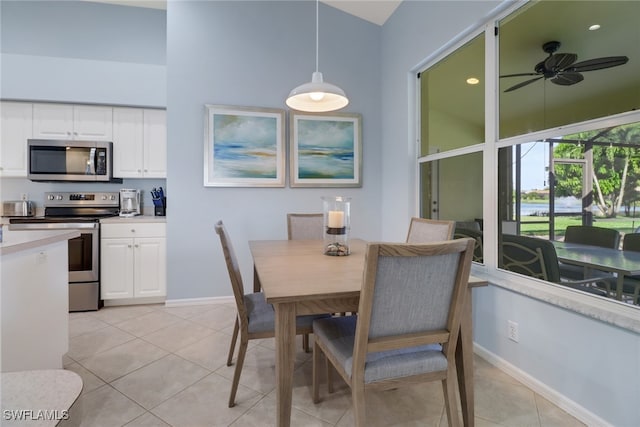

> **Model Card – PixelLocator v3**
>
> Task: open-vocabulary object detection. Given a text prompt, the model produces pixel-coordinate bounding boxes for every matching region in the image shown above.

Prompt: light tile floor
[60,303,585,427]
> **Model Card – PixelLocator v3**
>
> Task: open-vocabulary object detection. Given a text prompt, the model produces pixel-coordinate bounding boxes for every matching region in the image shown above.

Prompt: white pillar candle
[328,210,345,228]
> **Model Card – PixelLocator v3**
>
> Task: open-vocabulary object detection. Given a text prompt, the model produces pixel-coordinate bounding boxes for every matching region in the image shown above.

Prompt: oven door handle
[9,222,99,230]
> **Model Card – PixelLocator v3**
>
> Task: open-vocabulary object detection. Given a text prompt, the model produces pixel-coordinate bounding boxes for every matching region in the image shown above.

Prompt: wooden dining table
[249,238,488,427]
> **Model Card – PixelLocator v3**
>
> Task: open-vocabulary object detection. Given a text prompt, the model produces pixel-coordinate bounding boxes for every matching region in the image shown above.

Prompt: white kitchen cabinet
[0,102,32,177]
[112,108,166,178]
[101,223,166,300]
[33,103,113,141]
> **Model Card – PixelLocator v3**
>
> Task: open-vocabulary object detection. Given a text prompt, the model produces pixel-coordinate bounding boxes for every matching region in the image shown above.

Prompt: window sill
[470,264,640,334]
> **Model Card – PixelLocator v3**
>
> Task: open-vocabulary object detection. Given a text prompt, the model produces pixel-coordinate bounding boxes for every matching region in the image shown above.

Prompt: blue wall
[1,1,637,424]
[165,1,382,299]
[0,1,166,106]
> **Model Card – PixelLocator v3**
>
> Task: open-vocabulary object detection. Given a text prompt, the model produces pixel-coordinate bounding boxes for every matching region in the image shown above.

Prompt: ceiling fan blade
[551,72,584,86]
[545,53,578,70]
[500,72,540,78]
[568,56,629,72]
[504,76,544,92]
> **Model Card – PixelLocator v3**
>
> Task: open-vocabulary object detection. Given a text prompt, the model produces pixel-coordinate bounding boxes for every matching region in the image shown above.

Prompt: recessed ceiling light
[589,24,601,31]
[466,77,480,85]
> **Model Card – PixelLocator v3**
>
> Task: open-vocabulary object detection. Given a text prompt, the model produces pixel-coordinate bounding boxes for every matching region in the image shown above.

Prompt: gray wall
[166,1,382,299]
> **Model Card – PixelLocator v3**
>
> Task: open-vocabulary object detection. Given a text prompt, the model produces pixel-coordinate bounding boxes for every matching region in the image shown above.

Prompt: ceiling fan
[500,41,628,93]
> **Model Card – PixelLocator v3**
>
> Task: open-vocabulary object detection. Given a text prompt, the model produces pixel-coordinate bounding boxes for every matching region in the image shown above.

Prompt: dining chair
[454,227,484,263]
[286,212,325,351]
[311,239,475,427]
[501,234,610,297]
[287,213,324,240]
[405,217,455,243]
[214,220,329,407]
[558,225,621,280]
[618,233,640,304]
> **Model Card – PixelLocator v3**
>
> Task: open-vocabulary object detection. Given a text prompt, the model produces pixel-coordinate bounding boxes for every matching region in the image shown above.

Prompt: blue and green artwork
[213,114,278,178]
[297,119,355,179]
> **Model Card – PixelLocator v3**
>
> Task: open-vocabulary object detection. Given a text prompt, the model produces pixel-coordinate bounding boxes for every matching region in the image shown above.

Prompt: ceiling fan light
[589,24,601,31]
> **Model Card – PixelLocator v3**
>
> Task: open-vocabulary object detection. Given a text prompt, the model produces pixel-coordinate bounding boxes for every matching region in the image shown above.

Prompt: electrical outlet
[508,320,519,342]
[21,193,28,201]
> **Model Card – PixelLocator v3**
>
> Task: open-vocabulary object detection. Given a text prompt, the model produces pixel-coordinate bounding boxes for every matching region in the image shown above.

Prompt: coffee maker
[119,189,141,217]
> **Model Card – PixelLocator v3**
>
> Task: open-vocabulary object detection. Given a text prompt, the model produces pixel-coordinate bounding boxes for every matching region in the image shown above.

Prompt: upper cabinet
[33,104,113,141]
[113,108,166,178]
[0,102,33,177]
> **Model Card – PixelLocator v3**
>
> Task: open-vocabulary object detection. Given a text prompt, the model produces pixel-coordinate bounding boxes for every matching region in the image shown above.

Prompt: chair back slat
[501,234,561,282]
[623,233,640,252]
[564,225,620,249]
[454,227,484,263]
[405,217,455,243]
[215,221,248,323]
[287,213,324,240]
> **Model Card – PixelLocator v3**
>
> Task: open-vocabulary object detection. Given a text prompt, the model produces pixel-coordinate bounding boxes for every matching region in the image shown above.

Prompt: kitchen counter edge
[0,229,80,256]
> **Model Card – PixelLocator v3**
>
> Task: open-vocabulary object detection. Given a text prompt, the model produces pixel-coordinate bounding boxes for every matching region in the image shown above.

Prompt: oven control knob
[56,195,63,200]
[48,195,55,200]
[101,195,107,200]
[110,195,116,200]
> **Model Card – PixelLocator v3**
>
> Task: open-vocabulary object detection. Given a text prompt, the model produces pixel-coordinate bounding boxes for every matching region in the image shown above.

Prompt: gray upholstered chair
[312,239,475,427]
[286,213,325,351]
[454,227,484,263]
[215,220,328,407]
[405,217,455,243]
[558,225,621,281]
[287,213,324,240]
[501,234,610,297]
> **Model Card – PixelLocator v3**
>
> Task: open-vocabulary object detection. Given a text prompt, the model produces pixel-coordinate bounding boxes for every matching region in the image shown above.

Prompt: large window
[419,0,640,308]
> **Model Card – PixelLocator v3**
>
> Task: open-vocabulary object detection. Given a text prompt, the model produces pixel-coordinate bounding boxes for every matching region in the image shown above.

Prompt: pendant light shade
[285,1,349,112]
[286,72,349,112]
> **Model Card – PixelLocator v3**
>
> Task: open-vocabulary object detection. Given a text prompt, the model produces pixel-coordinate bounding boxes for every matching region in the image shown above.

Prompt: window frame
[415,4,640,333]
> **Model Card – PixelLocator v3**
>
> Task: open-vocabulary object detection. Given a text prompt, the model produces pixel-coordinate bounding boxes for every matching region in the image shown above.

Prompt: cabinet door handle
[128,244,132,248]
[135,244,139,248]
[131,229,135,233]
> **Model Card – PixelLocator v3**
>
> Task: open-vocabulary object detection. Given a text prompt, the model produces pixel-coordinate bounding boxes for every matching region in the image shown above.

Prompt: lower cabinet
[101,222,166,300]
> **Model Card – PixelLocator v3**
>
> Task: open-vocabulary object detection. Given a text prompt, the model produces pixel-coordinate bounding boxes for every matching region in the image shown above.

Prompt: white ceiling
[85,0,402,26]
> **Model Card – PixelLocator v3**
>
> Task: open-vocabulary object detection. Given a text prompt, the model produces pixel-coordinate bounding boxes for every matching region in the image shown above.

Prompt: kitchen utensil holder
[154,197,166,216]
[322,196,351,256]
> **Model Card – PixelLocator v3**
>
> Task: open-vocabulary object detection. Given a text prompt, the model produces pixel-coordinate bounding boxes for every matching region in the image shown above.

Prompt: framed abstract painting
[204,105,285,187]
[289,112,362,187]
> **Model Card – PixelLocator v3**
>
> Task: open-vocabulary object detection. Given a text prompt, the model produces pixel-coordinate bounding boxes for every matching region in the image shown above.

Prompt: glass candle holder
[322,196,351,256]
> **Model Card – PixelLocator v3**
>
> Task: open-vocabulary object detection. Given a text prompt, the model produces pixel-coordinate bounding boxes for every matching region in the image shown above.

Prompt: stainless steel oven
[9,192,119,311]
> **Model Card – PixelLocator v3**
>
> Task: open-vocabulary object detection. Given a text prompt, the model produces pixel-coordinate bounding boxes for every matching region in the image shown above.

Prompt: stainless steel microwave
[28,139,115,182]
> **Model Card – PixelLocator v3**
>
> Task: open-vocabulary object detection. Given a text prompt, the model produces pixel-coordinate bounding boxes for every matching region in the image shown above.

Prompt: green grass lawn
[520,215,640,238]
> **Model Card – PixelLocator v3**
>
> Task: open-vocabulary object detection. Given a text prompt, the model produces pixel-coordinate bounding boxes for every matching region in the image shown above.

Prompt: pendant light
[286,0,349,112]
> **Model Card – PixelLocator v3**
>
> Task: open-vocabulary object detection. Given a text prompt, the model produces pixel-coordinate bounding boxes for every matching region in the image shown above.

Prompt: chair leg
[303,333,310,353]
[312,340,321,403]
[327,357,334,394]
[227,318,239,366]
[442,373,461,427]
[352,382,366,427]
[228,337,248,408]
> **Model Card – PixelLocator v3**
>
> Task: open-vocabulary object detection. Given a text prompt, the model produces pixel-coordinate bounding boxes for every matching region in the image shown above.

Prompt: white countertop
[101,215,166,224]
[1,370,82,426]
[0,229,80,256]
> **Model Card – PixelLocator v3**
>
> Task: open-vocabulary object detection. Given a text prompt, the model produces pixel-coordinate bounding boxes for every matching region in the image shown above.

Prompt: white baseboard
[164,295,234,307]
[474,344,612,427]
[103,296,165,307]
